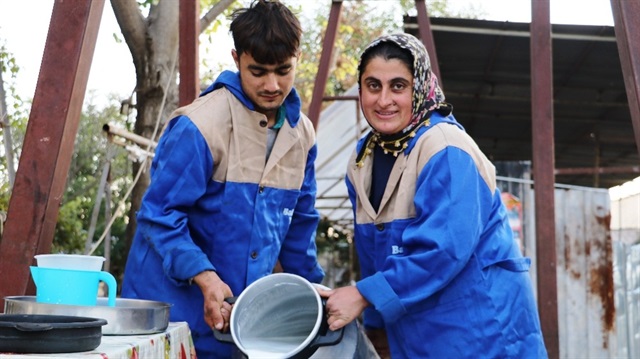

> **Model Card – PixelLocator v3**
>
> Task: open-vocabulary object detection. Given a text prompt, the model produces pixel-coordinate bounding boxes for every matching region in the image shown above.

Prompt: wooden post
[179,0,200,106]
[610,0,640,159]
[0,0,105,309]
[307,0,343,129]
[530,1,559,357]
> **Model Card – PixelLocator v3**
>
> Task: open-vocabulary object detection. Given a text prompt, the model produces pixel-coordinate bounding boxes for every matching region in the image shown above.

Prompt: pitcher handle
[212,297,236,343]
[213,328,234,343]
[97,271,118,307]
[311,298,345,347]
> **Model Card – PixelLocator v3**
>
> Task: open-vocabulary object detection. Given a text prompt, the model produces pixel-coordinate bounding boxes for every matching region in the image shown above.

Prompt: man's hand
[317,286,368,331]
[193,271,234,332]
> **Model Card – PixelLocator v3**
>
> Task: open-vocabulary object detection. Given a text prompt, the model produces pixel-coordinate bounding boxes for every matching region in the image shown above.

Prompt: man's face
[232,50,298,121]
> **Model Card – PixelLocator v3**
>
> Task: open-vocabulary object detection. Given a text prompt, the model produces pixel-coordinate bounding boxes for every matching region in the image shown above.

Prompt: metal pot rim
[230,273,323,358]
[3,296,171,335]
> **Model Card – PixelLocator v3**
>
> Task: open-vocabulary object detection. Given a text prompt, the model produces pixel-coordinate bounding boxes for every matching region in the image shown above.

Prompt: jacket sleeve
[135,116,216,285]
[278,143,325,284]
[356,146,495,323]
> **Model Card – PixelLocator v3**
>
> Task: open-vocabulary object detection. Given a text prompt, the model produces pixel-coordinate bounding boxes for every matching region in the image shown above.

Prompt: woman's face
[360,57,413,135]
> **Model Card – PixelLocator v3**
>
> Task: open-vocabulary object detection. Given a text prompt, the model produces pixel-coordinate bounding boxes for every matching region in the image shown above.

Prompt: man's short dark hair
[230,0,302,65]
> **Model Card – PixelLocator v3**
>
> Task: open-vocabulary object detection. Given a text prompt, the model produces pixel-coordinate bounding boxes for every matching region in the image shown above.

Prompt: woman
[318,33,547,358]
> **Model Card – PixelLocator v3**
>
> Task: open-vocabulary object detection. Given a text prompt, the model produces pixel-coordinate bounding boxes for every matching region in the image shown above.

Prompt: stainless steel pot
[4,296,170,335]
[214,273,343,359]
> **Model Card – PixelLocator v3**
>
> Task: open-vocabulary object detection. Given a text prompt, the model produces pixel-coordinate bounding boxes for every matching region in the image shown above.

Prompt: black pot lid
[0,314,107,331]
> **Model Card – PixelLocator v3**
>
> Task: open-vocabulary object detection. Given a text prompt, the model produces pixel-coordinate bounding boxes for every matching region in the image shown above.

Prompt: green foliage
[51,93,132,283]
[0,42,28,208]
[316,217,355,286]
[65,94,129,198]
[0,48,19,78]
[53,197,89,253]
[316,217,350,253]
[199,1,242,85]
[200,0,242,33]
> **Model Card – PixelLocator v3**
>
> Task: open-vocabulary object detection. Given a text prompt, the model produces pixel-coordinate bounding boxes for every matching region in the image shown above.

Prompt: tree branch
[110,0,147,70]
[149,0,179,62]
[200,0,236,33]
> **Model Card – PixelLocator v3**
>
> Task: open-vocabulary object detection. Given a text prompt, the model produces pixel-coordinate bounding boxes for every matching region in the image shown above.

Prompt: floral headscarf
[355,33,451,165]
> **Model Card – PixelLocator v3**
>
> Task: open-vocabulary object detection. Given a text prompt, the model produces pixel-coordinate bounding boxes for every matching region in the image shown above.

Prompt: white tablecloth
[0,322,195,359]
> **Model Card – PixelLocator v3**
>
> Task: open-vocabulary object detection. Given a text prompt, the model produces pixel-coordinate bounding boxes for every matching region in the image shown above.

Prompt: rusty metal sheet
[526,186,616,358]
[555,188,616,357]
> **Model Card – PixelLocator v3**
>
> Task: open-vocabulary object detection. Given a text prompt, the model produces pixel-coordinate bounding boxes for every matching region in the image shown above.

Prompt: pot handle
[310,325,344,348]
[212,296,236,343]
[310,298,344,348]
[14,322,54,332]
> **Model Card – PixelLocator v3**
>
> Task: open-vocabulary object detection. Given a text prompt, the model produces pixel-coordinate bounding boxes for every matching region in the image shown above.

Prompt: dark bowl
[0,314,107,353]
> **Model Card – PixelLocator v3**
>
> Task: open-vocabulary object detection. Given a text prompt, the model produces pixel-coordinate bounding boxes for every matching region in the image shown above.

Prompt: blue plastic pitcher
[30,266,117,307]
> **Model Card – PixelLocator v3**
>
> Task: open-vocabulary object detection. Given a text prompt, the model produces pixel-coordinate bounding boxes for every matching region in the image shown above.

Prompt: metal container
[215,273,343,359]
[4,296,171,335]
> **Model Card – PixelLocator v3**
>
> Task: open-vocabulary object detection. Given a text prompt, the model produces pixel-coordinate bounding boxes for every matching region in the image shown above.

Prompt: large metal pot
[0,314,107,353]
[214,273,344,359]
[4,296,170,335]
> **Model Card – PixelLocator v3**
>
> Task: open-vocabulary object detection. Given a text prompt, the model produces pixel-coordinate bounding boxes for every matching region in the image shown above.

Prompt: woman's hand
[317,286,369,331]
[193,271,234,332]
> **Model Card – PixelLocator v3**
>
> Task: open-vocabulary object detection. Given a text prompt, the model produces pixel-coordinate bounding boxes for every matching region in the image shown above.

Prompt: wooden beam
[308,0,342,129]
[415,0,442,83]
[179,0,200,106]
[530,1,559,357]
[610,0,640,159]
[0,0,105,309]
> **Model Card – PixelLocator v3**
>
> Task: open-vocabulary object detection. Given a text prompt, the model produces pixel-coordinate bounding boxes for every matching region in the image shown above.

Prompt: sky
[0,2,135,105]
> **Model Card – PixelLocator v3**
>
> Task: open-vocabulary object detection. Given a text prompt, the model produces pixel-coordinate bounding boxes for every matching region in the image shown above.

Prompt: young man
[120,1,325,358]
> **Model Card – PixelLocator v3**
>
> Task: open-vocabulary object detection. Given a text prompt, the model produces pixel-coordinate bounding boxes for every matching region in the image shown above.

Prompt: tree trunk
[110,0,232,256]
